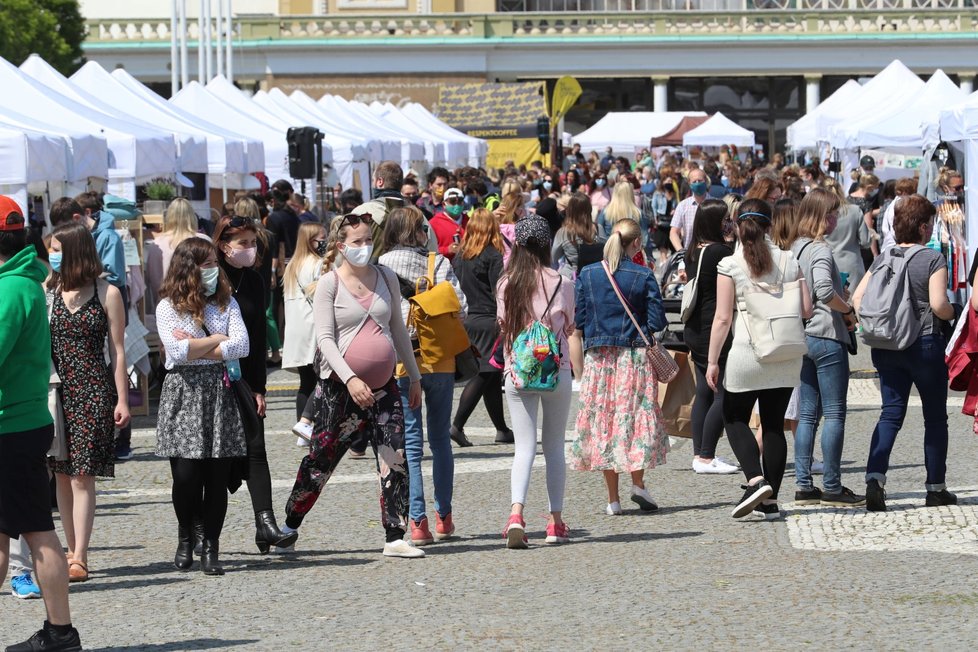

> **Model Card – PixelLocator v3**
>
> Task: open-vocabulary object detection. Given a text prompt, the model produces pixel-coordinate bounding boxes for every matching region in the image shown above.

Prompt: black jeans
[246,417,273,514]
[453,371,509,432]
[692,362,725,459]
[170,458,233,540]
[296,364,318,422]
[722,387,793,499]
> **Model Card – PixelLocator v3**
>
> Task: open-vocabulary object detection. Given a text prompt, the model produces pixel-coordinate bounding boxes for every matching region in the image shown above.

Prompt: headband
[737,211,771,224]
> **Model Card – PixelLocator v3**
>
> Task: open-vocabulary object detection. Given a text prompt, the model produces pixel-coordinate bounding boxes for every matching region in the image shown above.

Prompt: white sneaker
[605,501,622,516]
[811,459,824,475]
[693,458,739,475]
[383,539,425,558]
[630,486,658,511]
[715,456,740,469]
[572,379,582,392]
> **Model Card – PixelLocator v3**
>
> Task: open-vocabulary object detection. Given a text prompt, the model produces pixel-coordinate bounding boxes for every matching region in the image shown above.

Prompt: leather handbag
[602,261,679,383]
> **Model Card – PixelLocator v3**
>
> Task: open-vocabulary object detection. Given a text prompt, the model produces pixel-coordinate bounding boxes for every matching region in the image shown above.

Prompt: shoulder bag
[602,261,679,383]
[679,245,708,323]
[734,252,808,362]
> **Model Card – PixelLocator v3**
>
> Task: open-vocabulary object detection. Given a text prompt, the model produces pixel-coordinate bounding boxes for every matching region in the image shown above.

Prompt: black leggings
[453,371,509,432]
[692,362,725,459]
[722,387,793,499]
[246,418,273,514]
[296,364,318,422]
[170,458,233,540]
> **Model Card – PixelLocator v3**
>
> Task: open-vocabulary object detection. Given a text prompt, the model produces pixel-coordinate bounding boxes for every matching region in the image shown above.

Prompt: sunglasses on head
[227,215,253,228]
[340,213,372,228]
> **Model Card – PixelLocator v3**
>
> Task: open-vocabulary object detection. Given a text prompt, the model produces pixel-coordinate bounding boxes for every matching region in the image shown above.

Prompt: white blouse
[156,297,250,369]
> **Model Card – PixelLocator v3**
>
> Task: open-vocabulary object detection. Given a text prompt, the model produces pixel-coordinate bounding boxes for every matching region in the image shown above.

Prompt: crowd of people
[0,145,969,650]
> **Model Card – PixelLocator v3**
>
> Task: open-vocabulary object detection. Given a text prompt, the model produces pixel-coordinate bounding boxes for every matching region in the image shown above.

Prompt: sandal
[67,560,89,583]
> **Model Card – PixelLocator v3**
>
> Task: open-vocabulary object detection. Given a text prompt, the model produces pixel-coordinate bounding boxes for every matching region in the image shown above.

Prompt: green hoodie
[0,246,53,434]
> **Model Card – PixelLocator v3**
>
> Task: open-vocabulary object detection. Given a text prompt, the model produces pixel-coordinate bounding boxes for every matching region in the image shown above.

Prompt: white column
[179,0,189,88]
[805,75,822,114]
[961,75,975,95]
[215,0,223,78]
[197,0,205,82]
[652,76,668,112]
[225,0,233,84]
[170,0,179,95]
[203,0,213,82]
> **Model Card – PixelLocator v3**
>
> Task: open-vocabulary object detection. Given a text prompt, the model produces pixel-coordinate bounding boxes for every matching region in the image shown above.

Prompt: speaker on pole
[287,127,323,180]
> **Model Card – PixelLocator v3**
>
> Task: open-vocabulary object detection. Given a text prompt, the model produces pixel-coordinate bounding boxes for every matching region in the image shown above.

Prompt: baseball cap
[0,196,25,231]
[444,188,464,200]
[859,155,876,169]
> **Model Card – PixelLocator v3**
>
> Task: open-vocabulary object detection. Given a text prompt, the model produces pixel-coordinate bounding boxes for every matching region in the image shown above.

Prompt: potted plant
[143,177,177,215]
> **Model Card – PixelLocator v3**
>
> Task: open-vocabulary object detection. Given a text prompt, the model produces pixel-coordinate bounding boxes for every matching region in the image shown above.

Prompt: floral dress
[49,286,116,478]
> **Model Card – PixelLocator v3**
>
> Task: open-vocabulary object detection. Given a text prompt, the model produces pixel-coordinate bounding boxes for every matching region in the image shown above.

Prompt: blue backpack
[509,277,563,391]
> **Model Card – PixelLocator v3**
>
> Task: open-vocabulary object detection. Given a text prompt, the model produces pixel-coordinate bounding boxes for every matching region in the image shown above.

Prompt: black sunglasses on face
[952,184,964,192]
[340,213,372,228]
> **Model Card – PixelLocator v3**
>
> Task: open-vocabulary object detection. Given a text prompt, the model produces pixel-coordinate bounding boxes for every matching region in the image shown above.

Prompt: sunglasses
[445,198,461,205]
[340,213,372,228]
[228,215,253,228]
[952,184,964,192]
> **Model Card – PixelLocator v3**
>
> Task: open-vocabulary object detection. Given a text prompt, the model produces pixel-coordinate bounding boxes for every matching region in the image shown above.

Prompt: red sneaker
[545,521,570,544]
[503,514,527,549]
[410,518,434,546]
[434,513,455,541]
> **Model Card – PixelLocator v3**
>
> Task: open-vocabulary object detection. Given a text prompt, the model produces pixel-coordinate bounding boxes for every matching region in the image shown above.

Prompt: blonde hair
[795,187,841,242]
[232,197,270,252]
[499,190,525,225]
[603,218,641,273]
[162,198,199,246]
[284,221,326,295]
[603,181,641,224]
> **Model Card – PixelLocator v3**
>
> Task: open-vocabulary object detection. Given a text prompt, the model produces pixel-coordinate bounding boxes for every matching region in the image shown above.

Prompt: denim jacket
[575,259,667,350]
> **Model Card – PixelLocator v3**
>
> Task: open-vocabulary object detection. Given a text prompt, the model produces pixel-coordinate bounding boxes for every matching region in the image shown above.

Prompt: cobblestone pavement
[4,350,978,650]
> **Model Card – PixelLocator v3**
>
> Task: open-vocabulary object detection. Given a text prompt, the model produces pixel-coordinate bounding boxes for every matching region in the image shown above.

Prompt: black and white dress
[155,298,250,459]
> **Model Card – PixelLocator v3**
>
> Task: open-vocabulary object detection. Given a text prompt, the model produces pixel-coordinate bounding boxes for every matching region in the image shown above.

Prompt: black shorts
[652,225,675,253]
[0,424,55,538]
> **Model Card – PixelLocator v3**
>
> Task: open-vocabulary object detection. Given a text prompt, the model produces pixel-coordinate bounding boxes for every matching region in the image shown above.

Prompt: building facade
[81,1,978,153]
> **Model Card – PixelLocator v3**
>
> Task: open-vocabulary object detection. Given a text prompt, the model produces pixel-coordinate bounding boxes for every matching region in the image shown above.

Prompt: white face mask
[342,243,373,267]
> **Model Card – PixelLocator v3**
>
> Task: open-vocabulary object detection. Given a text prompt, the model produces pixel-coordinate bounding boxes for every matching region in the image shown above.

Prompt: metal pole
[203,0,213,82]
[215,0,223,78]
[197,0,205,82]
[225,0,233,84]
[170,0,178,95]
[179,0,188,88]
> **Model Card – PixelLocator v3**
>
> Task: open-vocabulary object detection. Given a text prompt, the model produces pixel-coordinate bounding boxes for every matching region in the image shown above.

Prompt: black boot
[254,510,298,554]
[174,526,194,571]
[192,518,205,556]
[201,539,224,576]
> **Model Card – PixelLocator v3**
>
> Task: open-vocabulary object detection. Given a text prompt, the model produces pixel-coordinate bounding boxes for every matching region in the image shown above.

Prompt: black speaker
[536,117,550,153]
[287,127,322,179]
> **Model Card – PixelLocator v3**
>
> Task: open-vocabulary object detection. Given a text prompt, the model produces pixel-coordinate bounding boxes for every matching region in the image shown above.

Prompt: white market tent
[786,80,862,151]
[399,103,487,167]
[363,101,450,167]
[318,94,423,167]
[112,68,265,178]
[0,123,70,213]
[938,91,978,260]
[683,112,755,148]
[0,109,107,185]
[574,111,707,154]
[72,62,251,181]
[288,90,385,163]
[856,71,967,150]
[0,57,176,193]
[171,81,292,183]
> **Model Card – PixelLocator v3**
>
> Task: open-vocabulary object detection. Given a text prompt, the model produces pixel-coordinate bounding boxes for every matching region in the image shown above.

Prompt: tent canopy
[786,80,862,151]
[683,112,755,148]
[289,90,384,162]
[0,122,68,185]
[399,103,487,167]
[857,70,967,150]
[651,115,710,147]
[574,111,707,153]
[252,89,364,162]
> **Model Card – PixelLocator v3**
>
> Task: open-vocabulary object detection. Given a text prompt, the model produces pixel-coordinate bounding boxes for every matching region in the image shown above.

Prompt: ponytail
[603,218,641,273]
[736,198,774,278]
[323,214,347,270]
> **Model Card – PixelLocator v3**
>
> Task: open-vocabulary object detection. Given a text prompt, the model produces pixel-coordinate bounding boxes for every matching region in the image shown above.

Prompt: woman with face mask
[281,213,425,558]
[590,172,612,215]
[283,222,329,445]
[212,215,297,554]
[156,238,251,575]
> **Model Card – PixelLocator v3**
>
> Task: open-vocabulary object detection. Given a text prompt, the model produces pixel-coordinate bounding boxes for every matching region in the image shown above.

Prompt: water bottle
[225,358,242,382]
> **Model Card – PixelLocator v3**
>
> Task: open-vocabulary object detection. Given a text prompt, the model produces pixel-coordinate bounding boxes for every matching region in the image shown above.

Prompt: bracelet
[845,307,855,315]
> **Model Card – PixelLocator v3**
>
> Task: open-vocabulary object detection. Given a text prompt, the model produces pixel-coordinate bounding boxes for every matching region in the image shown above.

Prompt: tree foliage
[0,0,86,75]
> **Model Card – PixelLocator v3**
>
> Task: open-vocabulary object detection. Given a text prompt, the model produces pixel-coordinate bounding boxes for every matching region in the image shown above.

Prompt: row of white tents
[573,110,756,154]
[0,54,488,214]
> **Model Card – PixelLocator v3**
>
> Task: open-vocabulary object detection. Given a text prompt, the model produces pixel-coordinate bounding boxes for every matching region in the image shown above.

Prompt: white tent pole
[179,0,188,89]
[215,0,223,78]
[197,0,205,82]
[203,0,213,81]
[170,0,178,95]
[225,0,233,84]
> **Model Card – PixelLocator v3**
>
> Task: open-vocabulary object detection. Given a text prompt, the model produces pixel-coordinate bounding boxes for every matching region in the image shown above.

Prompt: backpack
[734,253,808,363]
[407,253,470,367]
[509,276,563,391]
[858,245,928,351]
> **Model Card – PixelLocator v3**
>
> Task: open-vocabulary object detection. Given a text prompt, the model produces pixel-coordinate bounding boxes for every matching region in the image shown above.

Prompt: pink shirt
[497,267,576,370]
[339,286,396,390]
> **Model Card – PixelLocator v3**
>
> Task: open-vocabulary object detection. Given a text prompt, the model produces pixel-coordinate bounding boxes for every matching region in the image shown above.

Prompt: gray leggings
[8,536,32,575]
[505,369,573,513]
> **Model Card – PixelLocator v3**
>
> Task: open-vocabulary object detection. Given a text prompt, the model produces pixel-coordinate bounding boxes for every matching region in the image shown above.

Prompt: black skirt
[465,313,500,373]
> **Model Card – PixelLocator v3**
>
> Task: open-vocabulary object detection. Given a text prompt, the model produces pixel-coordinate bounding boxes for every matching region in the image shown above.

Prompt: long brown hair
[460,207,503,259]
[499,234,551,348]
[563,192,595,245]
[795,187,840,243]
[771,198,799,250]
[47,222,103,291]
[159,237,232,325]
[736,198,774,278]
[745,177,782,203]
[383,206,426,251]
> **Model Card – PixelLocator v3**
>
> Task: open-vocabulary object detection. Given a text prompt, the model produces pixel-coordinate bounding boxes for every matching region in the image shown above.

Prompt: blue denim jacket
[575,260,667,350]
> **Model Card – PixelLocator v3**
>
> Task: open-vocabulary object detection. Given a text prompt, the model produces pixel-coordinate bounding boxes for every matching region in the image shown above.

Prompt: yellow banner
[551,76,582,120]
[487,138,546,169]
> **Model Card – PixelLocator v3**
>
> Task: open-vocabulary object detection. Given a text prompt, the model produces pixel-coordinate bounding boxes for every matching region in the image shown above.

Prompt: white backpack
[735,253,808,363]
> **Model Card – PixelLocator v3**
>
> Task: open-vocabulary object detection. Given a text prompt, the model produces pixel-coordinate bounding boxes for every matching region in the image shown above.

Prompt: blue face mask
[543,182,553,191]
[595,179,606,188]
[690,181,709,196]
[49,251,62,272]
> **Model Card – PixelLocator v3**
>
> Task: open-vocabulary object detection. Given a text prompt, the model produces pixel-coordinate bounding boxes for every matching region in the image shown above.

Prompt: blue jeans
[867,334,949,490]
[397,373,455,522]
[795,336,849,493]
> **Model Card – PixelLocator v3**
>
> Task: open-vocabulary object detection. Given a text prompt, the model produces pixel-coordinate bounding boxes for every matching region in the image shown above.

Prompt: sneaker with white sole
[10,572,41,599]
[732,480,774,518]
[752,502,783,521]
[545,521,570,544]
[715,456,740,469]
[630,485,658,511]
[383,540,425,558]
[503,514,528,549]
[693,457,740,475]
[605,501,622,516]
[292,421,313,443]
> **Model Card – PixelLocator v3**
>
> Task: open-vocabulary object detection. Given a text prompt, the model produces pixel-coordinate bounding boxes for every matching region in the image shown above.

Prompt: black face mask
[316,239,328,256]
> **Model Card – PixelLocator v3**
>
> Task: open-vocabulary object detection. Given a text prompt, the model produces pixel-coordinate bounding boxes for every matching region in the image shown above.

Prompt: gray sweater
[790,237,848,345]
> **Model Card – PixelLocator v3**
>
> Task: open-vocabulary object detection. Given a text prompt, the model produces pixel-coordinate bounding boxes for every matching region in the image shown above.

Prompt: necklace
[230,268,246,294]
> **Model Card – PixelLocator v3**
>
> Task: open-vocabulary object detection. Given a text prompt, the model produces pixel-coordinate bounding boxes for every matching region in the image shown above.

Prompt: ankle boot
[174,526,194,571]
[254,510,298,554]
[192,518,205,556]
[200,539,224,576]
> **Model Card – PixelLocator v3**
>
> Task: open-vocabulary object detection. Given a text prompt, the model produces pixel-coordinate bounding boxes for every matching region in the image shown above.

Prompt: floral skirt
[155,365,246,459]
[571,346,668,473]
